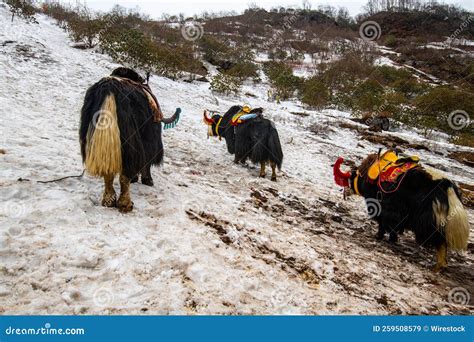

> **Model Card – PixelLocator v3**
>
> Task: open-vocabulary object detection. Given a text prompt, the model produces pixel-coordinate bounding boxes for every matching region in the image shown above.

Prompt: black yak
[333,150,470,271]
[203,105,283,181]
[79,67,179,212]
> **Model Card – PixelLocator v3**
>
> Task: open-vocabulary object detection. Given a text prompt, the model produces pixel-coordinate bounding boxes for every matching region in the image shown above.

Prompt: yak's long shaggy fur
[80,69,163,180]
[210,106,283,171]
[350,153,470,270]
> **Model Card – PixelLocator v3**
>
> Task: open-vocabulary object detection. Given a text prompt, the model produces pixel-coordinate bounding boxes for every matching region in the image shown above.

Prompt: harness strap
[353,172,361,196]
[215,117,223,140]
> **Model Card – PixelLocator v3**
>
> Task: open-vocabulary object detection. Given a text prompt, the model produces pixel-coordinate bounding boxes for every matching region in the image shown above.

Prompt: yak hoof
[131,176,139,183]
[259,174,266,178]
[375,232,385,240]
[118,198,134,213]
[271,177,277,182]
[432,263,447,273]
[142,178,154,187]
[101,194,117,208]
[388,233,398,244]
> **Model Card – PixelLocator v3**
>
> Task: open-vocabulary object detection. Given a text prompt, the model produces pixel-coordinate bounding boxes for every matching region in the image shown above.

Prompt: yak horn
[333,157,351,187]
[203,110,214,125]
[162,108,181,130]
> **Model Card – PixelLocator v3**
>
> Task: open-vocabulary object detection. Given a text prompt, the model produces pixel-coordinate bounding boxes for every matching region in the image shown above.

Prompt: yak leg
[433,242,448,272]
[131,174,139,183]
[375,220,385,240]
[388,231,399,243]
[141,164,154,187]
[270,161,277,182]
[259,162,266,178]
[101,174,117,207]
[118,174,134,213]
[234,155,246,165]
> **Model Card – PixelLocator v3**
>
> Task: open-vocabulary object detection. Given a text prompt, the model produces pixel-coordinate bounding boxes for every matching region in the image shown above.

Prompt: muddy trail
[188,183,474,314]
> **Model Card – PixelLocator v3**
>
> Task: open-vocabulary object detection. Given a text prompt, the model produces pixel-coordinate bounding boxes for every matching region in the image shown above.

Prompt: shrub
[40,2,204,79]
[450,133,474,148]
[268,48,287,61]
[391,78,429,98]
[200,36,258,80]
[210,73,242,95]
[379,91,407,118]
[382,34,398,48]
[412,86,474,135]
[299,77,330,109]
[263,61,300,99]
[351,79,385,114]
[319,52,374,91]
[6,0,37,23]
[372,65,413,86]
[200,35,229,65]
[101,28,158,71]
[41,1,77,29]
[226,61,259,81]
[68,15,104,48]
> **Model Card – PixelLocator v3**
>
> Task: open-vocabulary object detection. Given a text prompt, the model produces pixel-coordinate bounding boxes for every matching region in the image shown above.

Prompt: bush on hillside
[68,14,104,48]
[411,86,474,136]
[41,1,77,29]
[299,77,330,109]
[351,79,385,114]
[40,2,204,79]
[210,73,242,95]
[263,61,300,99]
[6,0,37,23]
[200,36,258,80]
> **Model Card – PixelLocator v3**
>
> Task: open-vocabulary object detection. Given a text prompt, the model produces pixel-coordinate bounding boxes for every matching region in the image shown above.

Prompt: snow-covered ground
[0,7,473,315]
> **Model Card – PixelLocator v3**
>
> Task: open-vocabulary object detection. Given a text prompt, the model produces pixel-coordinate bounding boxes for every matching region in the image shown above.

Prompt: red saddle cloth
[379,162,419,183]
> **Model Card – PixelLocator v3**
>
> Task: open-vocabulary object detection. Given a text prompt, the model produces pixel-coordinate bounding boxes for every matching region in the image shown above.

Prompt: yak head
[333,157,353,188]
[333,154,379,193]
[203,110,222,138]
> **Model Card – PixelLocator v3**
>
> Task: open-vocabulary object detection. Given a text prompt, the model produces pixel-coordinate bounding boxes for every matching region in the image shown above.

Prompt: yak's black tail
[268,125,283,170]
[242,119,283,169]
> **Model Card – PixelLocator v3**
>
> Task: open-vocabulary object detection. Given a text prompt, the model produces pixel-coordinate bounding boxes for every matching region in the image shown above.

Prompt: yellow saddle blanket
[368,150,420,182]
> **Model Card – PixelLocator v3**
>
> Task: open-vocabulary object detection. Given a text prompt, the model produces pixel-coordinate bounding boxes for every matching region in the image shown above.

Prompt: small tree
[263,61,300,99]
[6,0,37,23]
[68,16,104,48]
[300,77,330,109]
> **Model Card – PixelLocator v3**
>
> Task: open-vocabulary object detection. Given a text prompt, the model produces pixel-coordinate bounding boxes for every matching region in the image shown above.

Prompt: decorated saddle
[231,105,262,126]
[368,150,420,183]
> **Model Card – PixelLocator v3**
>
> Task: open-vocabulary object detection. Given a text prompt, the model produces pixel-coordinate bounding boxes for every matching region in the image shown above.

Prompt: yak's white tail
[433,187,470,251]
[85,94,122,177]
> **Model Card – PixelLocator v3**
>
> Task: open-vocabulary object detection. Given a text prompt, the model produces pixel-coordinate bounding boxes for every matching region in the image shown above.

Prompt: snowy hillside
[0,6,473,315]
